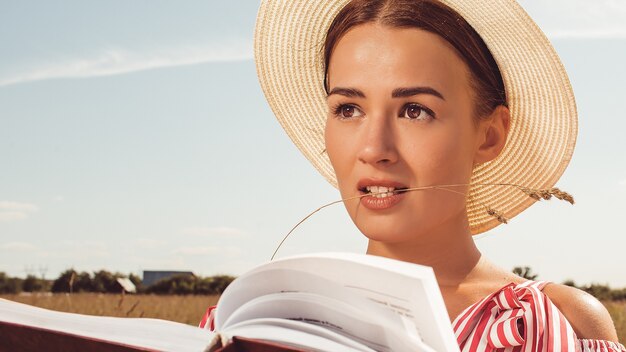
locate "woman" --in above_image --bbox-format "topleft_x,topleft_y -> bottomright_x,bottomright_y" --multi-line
203,0 -> 624,350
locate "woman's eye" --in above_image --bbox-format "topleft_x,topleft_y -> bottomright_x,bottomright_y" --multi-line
401,103 -> 434,121
333,104 -> 363,119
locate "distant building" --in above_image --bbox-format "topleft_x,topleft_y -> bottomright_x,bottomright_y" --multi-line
116,278 -> 137,293
142,270 -> 194,287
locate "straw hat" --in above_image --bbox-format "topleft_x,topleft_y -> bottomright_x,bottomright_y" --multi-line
254,0 -> 577,235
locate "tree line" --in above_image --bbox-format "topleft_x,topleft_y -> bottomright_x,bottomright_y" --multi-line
0,270 -> 235,295
1,267 -> 624,300
512,266 -> 626,301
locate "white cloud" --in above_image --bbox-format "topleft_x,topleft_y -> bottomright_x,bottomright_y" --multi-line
131,238 -> 168,249
181,226 -> 246,237
0,201 -> 38,222
0,39 -> 253,87
173,246 -> 242,257
173,246 -> 221,256
548,29 -> 626,39
518,0 -> 626,39
0,201 -> 39,212
0,242 -> 38,252
0,212 -> 28,222
60,240 -> 110,259
619,179 -> 626,190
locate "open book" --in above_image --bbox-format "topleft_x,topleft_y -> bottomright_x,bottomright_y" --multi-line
0,252 -> 459,352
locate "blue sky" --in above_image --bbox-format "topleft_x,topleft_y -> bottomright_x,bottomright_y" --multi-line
1,1 -> 625,287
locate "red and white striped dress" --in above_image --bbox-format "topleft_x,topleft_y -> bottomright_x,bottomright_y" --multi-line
200,280 -> 625,351
453,281 -> 625,351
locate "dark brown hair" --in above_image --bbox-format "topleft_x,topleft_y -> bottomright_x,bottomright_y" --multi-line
323,0 -> 507,119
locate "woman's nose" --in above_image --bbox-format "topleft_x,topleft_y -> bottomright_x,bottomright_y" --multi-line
356,116 -> 399,166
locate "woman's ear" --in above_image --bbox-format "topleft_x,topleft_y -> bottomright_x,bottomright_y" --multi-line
473,105 -> 511,165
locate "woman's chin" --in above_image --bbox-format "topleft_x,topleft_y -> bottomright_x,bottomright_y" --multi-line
355,221 -> 427,245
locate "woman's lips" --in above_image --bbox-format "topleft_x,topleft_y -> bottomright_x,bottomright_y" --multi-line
360,191 -> 406,210
361,193 -> 405,210
357,179 -> 409,210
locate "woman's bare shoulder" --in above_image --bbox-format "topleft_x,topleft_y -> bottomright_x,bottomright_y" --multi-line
542,282 -> 619,342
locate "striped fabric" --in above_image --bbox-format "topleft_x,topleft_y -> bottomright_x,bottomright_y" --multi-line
200,280 -> 625,351
453,281 -> 626,352
199,304 -> 216,332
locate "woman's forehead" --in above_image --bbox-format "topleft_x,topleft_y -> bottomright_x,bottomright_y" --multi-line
326,23 -> 471,96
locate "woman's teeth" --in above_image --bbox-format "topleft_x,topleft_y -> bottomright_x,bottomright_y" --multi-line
365,186 -> 396,198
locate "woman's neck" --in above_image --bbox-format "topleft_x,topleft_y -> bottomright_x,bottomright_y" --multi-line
365,210 -> 481,287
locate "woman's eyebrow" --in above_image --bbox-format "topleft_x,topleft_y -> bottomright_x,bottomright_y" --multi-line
326,87 -> 365,98
326,86 -> 445,100
392,87 -> 445,100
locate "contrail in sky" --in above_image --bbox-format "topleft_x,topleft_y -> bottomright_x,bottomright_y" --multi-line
0,41 -> 252,87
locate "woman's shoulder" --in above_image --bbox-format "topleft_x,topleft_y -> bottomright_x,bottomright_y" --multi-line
542,282 -> 619,342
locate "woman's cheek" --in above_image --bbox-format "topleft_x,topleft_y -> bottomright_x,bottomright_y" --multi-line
325,122 -> 353,194
431,126 -> 473,179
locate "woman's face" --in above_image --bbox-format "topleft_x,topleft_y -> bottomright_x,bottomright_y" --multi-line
325,23 -> 485,244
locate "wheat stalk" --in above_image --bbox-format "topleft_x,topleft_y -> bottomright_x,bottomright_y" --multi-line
518,186 -> 575,204
270,183 -> 574,260
486,207 -> 508,224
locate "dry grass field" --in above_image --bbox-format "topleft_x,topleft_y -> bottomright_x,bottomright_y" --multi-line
2,294 -> 625,342
2,293 -> 219,326
605,301 -> 626,343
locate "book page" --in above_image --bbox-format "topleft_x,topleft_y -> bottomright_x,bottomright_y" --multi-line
0,299 -> 214,352
222,318 -> 377,352
221,290 -> 429,352
217,252 -> 459,352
